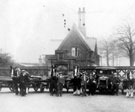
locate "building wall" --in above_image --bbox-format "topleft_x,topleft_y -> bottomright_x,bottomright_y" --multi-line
58,30 -> 92,61
46,28 -> 100,69
56,30 -> 97,69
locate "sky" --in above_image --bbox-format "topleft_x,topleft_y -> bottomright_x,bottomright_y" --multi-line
0,0 -> 135,63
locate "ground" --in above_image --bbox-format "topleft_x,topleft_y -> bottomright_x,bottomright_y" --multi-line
0,88 -> 135,112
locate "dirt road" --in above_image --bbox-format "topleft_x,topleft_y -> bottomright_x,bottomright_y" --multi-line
0,89 -> 134,112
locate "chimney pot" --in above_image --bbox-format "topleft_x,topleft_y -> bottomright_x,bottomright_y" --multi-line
83,7 -> 85,12
78,8 -> 81,13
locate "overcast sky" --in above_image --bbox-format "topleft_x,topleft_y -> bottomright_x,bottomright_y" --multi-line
0,0 -> 135,63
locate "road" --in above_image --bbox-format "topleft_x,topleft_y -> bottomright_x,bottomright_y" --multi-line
0,88 -> 134,112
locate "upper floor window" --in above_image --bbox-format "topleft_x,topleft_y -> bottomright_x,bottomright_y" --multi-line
71,47 -> 79,57
58,53 -> 64,60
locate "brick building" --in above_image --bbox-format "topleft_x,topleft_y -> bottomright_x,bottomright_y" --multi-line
45,8 -> 100,71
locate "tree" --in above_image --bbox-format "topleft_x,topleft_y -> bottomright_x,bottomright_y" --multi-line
115,23 -> 135,66
99,39 -> 112,66
99,38 -> 119,66
0,52 -> 14,67
109,39 -> 122,66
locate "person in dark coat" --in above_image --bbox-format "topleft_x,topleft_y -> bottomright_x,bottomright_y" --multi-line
112,75 -> 120,95
49,74 -> 58,96
57,73 -> 65,96
87,75 -> 96,95
73,76 -> 77,93
19,71 -> 26,96
73,75 -> 81,95
49,65 -> 58,96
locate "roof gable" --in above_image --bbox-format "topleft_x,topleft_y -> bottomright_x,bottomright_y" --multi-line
85,37 -> 97,51
58,24 -> 91,50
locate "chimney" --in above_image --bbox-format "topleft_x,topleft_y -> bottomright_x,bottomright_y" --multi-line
83,7 -> 85,13
78,7 -> 86,37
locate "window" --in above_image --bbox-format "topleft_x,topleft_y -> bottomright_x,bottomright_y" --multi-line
59,53 -> 63,59
58,53 -> 64,60
71,47 -> 79,56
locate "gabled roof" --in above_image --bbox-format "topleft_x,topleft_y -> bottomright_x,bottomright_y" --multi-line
85,37 -> 97,51
57,24 -> 92,51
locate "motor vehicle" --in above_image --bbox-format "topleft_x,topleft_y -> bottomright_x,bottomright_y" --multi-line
95,66 -> 119,94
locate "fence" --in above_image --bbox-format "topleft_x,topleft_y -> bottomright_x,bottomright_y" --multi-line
0,66 -> 135,78
0,66 -> 49,77
80,66 -> 135,79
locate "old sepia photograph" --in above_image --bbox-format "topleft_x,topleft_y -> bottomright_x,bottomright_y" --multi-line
0,0 -> 135,112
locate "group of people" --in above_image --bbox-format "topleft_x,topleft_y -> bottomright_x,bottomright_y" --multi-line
10,66 -> 30,96
117,72 -> 135,98
125,72 -> 135,98
49,72 -> 65,96
72,73 -> 97,96
49,66 -> 97,97
49,66 -> 135,98
71,66 -> 97,96
10,65 -> 135,98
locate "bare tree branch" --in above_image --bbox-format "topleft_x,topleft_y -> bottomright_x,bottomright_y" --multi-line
115,23 -> 135,66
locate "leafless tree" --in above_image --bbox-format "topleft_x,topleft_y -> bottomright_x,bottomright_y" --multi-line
0,52 -> 14,67
99,38 -> 120,66
115,23 -> 135,66
99,39 -> 112,66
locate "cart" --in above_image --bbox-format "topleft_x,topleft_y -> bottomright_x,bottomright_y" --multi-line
0,76 -> 14,92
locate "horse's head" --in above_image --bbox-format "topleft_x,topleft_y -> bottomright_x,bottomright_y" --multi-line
14,67 -> 21,77
10,66 -> 14,77
21,70 -> 30,77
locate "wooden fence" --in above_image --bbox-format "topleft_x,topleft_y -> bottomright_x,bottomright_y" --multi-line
80,66 -> 135,79
0,66 -> 135,78
0,66 -> 49,77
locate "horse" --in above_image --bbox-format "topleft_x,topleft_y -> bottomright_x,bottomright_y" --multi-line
19,70 -> 31,96
49,75 -> 58,96
10,66 -> 31,96
10,66 -> 21,95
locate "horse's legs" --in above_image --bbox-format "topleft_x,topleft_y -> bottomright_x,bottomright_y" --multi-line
26,83 -> 30,94
130,89 -> 134,97
26,87 -> 28,94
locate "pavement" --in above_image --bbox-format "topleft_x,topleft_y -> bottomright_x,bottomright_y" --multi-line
0,88 -> 134,112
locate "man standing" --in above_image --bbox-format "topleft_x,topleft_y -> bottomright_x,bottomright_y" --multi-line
73,66 -> 81,95
81,72 -> 87,96
57,73 -> 65,96
49,67 -> 58,96
75,75 -> 81,95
